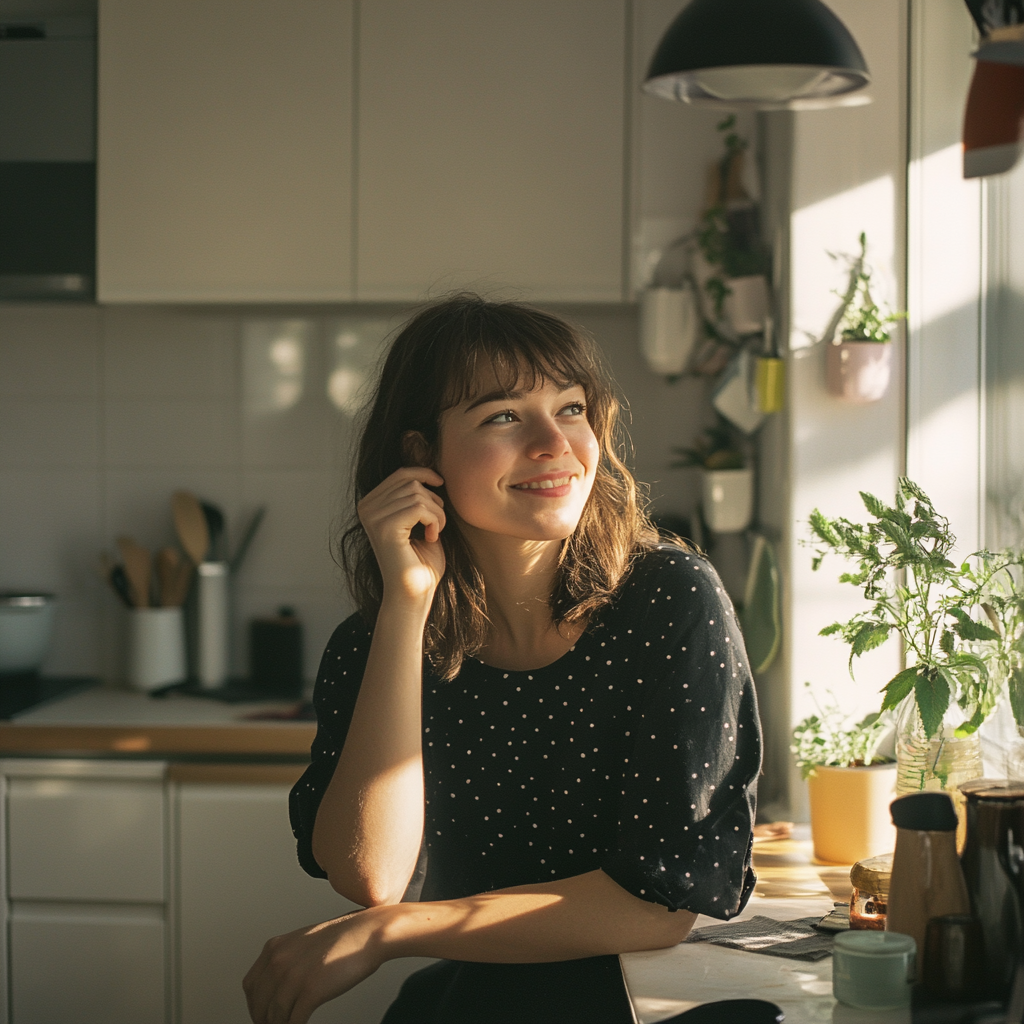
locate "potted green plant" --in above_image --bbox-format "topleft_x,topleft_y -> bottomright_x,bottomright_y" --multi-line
695,116 -> 771,338
807,478 -> 998,827
792,688 -> 895,864
825,232 -> 905,403
673,418 -> 752,533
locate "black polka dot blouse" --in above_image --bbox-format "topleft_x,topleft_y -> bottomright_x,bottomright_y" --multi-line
290,545 -> 761,920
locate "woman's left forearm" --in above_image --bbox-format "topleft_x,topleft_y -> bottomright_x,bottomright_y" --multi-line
368,869 -> 695,963
244,869 -> 694,1023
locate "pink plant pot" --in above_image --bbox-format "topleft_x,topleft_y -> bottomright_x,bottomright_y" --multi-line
826,339 -> 892,403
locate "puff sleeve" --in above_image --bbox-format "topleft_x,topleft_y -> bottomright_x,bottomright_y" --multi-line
600,550 -> 761,920
288,612 -> 372,879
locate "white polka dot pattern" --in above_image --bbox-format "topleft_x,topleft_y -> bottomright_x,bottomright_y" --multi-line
290,546 -> 761,920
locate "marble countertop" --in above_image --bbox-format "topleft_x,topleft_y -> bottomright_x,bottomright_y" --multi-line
620,830 -> 909,1024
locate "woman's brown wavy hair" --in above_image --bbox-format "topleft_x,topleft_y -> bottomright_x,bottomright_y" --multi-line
339,294 -> 660,680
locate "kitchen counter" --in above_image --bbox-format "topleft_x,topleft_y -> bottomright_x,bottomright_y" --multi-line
0,686 -> 316,758
620,830 -> 909,1024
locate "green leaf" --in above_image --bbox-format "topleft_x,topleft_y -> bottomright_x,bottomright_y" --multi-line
954,705 -> 985,737
1009,670 -> 1024,730
940,629 -> 954,656
819,622 -> 844,637
860,491 -> 888,519
948,606 -> 1001,642
851,622 -> 891,659
881,666 -> 920,711
916,669 -> 952,739
808,509 -> 841,547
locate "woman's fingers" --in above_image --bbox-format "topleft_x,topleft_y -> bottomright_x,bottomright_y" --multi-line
369,494 -> 447,537
243,915 -> 380,1024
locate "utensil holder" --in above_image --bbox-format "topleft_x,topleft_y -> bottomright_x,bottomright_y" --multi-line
128,607 -> 186,691
197,561 -> 229,689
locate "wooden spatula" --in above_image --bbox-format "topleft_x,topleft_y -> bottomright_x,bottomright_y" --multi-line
172,490 -> 210,566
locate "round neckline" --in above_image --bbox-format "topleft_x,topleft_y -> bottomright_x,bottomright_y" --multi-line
470,617 -> 604,674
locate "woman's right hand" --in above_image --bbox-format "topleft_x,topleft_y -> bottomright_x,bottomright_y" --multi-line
358,467 -> 446,603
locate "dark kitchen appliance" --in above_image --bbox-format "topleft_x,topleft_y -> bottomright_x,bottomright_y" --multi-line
0,13 -> 96,301
249,608 -> 303,699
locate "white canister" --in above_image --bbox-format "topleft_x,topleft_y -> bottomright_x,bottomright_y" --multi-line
723,274 -> 769,336
833,931 -> 915,1010
197,561 -> 229,689
640,285 -> 698,376
702,467 -> 754,534
128,607 -> 186,691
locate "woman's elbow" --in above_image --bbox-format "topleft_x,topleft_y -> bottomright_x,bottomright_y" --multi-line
327,870 -> 405,909
641,907 -> 697,950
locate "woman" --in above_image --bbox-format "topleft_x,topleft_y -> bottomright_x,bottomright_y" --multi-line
244,296 -> 761,1024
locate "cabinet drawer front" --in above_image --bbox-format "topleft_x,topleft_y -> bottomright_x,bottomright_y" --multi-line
10,911 -> 165,1024
8,777 -> 165,902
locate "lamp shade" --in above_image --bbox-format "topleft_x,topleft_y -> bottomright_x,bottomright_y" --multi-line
643,0 -> 870,109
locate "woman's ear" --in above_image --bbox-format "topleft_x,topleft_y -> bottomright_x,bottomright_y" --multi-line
401,430 -> 433,468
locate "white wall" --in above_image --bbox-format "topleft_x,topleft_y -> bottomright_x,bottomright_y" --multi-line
906,0 -> 983,553
774,0 -> 909,819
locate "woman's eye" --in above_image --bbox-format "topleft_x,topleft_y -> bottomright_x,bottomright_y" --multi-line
486,410 -> 516,424
561,402 -> 586,417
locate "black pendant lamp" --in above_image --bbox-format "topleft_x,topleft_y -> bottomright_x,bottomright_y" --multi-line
643,0 -> 870,110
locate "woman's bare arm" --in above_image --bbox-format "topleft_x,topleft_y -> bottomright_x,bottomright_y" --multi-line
311,466 -> 445,908
244,869 -> 696,1024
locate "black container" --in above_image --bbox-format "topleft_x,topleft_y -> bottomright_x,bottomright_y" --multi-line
249,608 -> 303,698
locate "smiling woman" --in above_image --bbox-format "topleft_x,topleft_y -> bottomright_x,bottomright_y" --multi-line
243,295 -> 762,1024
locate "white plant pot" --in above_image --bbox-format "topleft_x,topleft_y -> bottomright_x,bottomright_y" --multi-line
826,339 -> 892,403
808,763 -> 898,864
640,285 -> 699,376
724,274 -> 769,335
702,467 -> 754,534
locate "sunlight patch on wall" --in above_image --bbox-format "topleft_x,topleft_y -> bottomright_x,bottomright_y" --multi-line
790,173 -> 896,352
242,319 -> 312,416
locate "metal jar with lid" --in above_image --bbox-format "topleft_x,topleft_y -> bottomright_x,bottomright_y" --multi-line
850,853 -> 892,930
959,779 -> 1024,1000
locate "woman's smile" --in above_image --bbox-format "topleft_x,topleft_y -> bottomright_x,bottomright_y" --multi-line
510,471 -> 575,495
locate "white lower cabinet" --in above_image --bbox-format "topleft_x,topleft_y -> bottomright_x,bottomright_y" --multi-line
0,761 -> 433,1024
176,779 -> 435,1024
10,907 -> 165,1024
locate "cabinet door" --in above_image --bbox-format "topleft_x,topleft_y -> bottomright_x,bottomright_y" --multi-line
8,776 -> 164,903
357,0 -> 627,302
97,0 -> 354,302
177,782 -> 435,1024
10,907 -> 165,1024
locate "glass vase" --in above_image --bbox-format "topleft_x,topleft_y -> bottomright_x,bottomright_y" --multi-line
895,697 -> 983,850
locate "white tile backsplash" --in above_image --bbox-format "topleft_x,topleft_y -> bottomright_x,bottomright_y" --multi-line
0,398 -> 100,469
0,301 -> 708,684
0,305 -> 101,398
105,397 -> 241,468
102,307 -> 237,399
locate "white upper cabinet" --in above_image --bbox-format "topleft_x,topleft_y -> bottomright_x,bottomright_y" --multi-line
97,1 -> 355,302
97,1 -> 628,304
356,0 -> 628,302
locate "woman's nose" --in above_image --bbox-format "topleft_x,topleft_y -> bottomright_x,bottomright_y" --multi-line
525,418 -> 570,460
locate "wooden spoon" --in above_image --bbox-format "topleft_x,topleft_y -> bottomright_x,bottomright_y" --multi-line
172,490 -> 210,566
117,535 -> 152,608
156,547 -> 188,607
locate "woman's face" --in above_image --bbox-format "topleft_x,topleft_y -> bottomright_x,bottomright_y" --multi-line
434,372 -> 600,544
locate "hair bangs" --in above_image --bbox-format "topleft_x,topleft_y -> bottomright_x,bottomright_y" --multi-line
434,307 -> 596,415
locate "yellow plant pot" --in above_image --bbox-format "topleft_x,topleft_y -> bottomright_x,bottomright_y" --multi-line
808,763 -> 898,864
